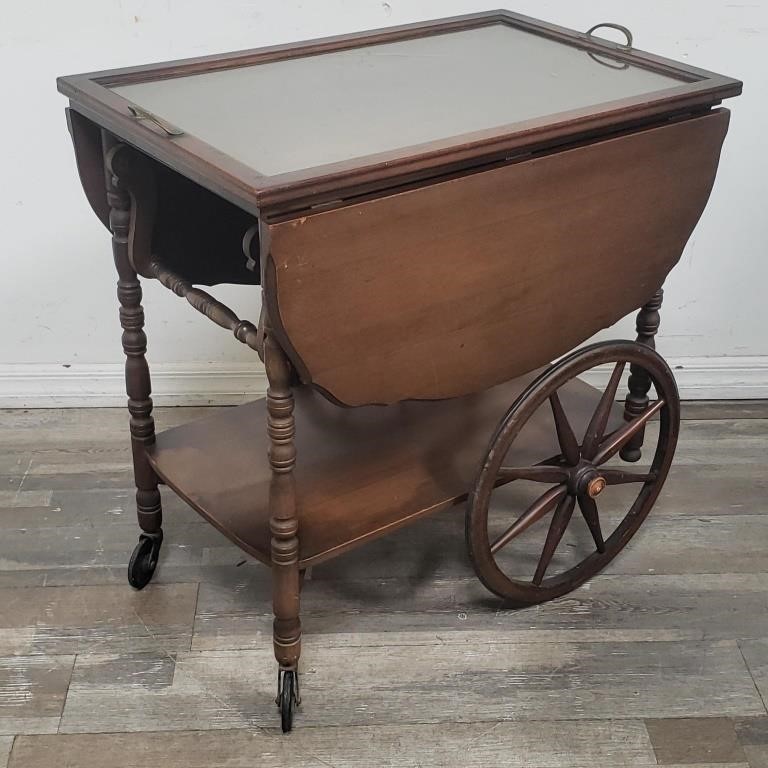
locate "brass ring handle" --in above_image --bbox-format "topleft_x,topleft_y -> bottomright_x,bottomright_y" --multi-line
586,22 -> 634,49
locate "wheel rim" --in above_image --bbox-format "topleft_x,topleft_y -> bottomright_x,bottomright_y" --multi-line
127,537 -> 153,589
280,671 -> 295,732
466,341 -> 680,605
127,531 -> 163,590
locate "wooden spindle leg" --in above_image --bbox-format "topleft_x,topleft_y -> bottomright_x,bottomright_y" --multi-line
620,289 -> 664,463
105,141 -> 163,588
264,324 -> 301,726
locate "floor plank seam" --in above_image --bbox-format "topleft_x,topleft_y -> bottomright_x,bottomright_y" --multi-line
30,713 -> 766,740
3,408 -> 767,749
122,604 -> 277,739
128,605 -> 184,667
4,735 -> 15,768
11,457 -> 33,506
737,639 -> 768,716
189,582 -> 201,653
56,655 -> 78,736
189,635 -> 729,652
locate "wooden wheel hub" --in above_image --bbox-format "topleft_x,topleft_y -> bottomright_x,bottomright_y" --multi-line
565,464 -> 607,499
585,473 -> 606,499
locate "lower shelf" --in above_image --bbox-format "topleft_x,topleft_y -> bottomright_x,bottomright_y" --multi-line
147,373 -> 609,567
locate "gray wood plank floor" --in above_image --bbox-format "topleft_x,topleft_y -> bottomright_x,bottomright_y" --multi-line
0,405 -> 766,767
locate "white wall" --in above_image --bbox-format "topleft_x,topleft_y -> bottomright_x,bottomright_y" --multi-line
1,0 -> 766,406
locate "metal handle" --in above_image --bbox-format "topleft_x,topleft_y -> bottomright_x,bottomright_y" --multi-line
586,22 -> 634,49
127,105 -> 184,137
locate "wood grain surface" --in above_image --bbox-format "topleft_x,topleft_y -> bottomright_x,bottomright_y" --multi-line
9,720 -> 659,767
59,12 -> 741,214
146,373 -> 613,566
0,584 -> 197,656
646,718 -> 748,764
267,111 -> 729,405
54,640 -> 761,733
0,737 -> 11,768
0,405 -> 766,766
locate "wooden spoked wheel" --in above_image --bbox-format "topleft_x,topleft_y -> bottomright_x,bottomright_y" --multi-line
466,341 -> 680,606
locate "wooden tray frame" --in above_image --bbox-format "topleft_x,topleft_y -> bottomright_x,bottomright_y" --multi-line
57,10 -> 742,216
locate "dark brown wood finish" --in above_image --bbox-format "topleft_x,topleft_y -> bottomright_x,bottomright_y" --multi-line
103,139 -> 163,539
58,11 -> 741,730
265,110 -> 729,406
66,109 -> 110,229
466,341 -> 680,606
146,372 -> 611,568
149,261 -> 262,353
57,11 -> 742,216
621,290 -> 665,462
72,128 -> 261,287
263,319 -> 302,673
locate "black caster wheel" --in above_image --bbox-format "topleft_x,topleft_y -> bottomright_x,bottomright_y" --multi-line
127,530 -> 163,590
277,668 -> 300,733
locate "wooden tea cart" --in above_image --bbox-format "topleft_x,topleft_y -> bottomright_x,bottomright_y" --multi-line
57,11 -> 741,731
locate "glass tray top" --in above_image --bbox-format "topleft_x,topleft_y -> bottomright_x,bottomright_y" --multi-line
112,24 -> 687,177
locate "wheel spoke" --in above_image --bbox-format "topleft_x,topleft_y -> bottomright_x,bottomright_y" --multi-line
577,494 -> 605,553
582,362 -> 626,460
538,453 -> 569,468
490,485 -> 566,555
549,392 -> 580,466
533,494 -> 576,585
600,468 -> 657,486
593,399 -> 665,465
497,466 -> 569,484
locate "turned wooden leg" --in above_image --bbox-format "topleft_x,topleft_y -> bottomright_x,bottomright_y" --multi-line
105,140 -> 163,588
264,325 -> 301,729
620,289 -> 664,463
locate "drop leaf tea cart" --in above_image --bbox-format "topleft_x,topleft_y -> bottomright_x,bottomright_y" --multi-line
57,11 -> 741,731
